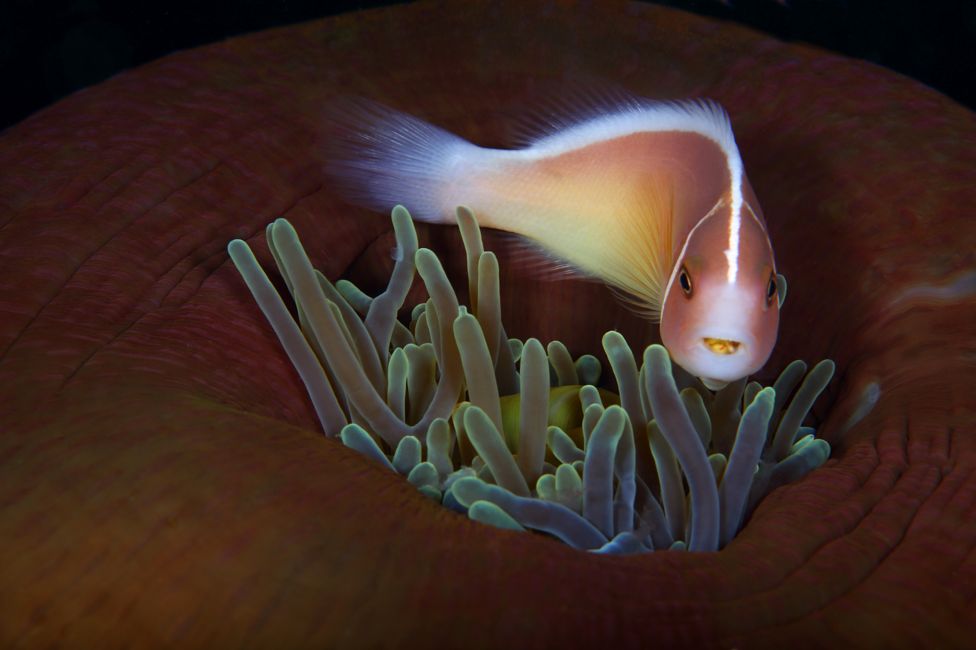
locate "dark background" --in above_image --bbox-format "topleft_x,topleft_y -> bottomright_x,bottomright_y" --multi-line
2,0 -> 974,133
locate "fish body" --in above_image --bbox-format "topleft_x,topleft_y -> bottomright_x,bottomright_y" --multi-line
327,98 -> 780,387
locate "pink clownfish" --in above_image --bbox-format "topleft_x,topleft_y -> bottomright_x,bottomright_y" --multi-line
326,96 -> 781,388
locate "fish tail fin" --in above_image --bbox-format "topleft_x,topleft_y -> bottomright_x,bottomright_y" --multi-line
323,99 -> 481,223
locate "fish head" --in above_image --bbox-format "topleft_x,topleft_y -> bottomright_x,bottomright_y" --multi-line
659,201 -> 779,389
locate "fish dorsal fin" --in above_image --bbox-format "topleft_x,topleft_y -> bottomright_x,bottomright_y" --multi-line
505,80 -> 736,161
505,79 -> 649,148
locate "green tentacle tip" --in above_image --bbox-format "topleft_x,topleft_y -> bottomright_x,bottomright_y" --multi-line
468,500 -> 526,532
575,354 -> 602,386
407,462 -> 439,489
393,436 -> 421,475
230,208 -> 836,556
339,424 -> 395,472
390,204 -> 419,251
536,473 -> 557,502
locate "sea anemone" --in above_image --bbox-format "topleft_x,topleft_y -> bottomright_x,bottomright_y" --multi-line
228,205 -> 834,554
3,2 -> 975,647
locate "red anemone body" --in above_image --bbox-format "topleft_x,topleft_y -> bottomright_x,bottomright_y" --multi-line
1,2 -> 975,647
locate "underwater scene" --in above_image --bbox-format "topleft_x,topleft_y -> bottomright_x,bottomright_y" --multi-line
1,1 -> 974,648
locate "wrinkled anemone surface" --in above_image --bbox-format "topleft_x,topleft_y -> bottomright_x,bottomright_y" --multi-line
2,1 -> 976,647
229,206 -> 833,553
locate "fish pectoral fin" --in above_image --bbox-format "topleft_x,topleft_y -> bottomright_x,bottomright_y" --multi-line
776,273 -> 787,308
490,232 -> 591,283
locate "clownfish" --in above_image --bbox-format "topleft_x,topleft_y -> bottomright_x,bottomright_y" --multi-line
326,96 -> 780,389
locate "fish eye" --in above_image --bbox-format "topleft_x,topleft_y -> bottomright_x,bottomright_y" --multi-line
766,273 -> 777,304
678,266 -> 693,297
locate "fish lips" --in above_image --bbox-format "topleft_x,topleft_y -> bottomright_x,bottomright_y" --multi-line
673,327 -> 772,387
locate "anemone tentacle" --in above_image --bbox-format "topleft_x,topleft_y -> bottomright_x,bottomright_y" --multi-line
229,207 -> 834,552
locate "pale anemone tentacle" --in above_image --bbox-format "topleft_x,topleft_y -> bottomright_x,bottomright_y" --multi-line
718,387 -> 775,546
769,360 -> 808,429
547,340 -> 579,387
548,426 -> 586,464
426,418 -> 455,477
594,532 -> 649,555
454,310 -> 505,436
457,205 -> 520,395
336,278 -> 415,349
313,269 -> 386,393
386,347 -> 408,420
463,406 -> 531,497
400,250 -> 470,434
456,206 -> 485,318
268,222 -> 386,395
228,206 -> 836,554
468,500 -> 527,532
339,424 -> 396,470
271,220 -> 433,445
612,415 -> 637,535
769,360 -> 836,461
647,420 -> 686,543
476,253 -> 503,367
535,474 -> 556,501
579,384 -> 604,411
404,343 -> 436,424
406,462 -> 439,492
517,338 -> 550,485
554,464 -> 584,512
743,381 -> 762,410
575,354 -> 602,385
581,405 -> 627,538
392,435 -> 422,475
765,436 -> 832,495
681,388 -> 712,449
227,239 -> 348,437
643,345 -> 720,552
452,477 -> 608,549
601,331 -> 644,428
335,278 -> 372,314
581,403 -> 604,447
364,204 -> 418,364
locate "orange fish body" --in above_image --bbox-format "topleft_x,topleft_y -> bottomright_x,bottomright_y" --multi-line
328,98 -> 780,387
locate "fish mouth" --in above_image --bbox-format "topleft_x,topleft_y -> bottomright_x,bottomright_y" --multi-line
702,337 -> 742,355
669,332 -> 758,387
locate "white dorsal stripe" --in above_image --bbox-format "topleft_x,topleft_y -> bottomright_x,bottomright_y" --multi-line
727,174 -> 744,283
515,99 -> 738,160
